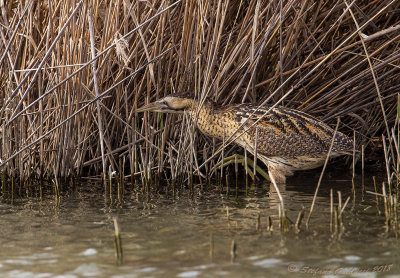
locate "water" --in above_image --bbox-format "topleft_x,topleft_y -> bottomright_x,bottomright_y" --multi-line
0,171 -> 399,277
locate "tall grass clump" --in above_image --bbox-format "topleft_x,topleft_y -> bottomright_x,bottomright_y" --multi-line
0,0 -> 399,185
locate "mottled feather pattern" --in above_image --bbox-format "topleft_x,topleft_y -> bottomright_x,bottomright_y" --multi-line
187,101 -> 353,172
139,93 -> 353,182
176,97 -> 353,182
230,104 -> 352,157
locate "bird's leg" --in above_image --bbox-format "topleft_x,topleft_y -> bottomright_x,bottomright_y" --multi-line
268,167 -> 289,232
214,154 -> 270,181
267,166 -> 287,184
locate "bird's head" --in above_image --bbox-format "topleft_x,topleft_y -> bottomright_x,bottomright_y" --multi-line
136,92 -> 202,114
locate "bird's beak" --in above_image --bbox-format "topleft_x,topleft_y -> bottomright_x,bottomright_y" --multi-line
135,101 -> 184,114
136,102 -> 163,113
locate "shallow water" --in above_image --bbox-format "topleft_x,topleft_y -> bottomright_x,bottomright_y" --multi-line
0,171 -> 399,278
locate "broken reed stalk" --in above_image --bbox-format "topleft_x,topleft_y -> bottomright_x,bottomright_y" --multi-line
329,190 -> 351,235
109,166 -> 113,203
209,233 -> 214,261
380,180 -> 399,232
266,215 -> 273,232
278,204 -> 289,233
113,217 -> 123,265
295,208 -> 304,233
230,239 -> 236,263
382,182 -> 390,230
53,177 -> 60,200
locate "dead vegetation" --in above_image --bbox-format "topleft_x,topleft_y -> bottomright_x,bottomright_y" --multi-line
0,0 -> 399,182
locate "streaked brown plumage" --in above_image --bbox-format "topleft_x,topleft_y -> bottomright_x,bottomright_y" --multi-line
137,92 -> 353,183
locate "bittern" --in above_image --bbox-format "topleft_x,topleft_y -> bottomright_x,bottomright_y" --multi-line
136,92 -> 353,183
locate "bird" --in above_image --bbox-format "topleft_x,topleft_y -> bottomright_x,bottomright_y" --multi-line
136,92 -> 353,184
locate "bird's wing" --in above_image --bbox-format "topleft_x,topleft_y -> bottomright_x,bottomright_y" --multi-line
233,105 -> 343,157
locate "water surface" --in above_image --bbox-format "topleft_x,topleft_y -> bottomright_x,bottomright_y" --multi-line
0,171 -> 399,277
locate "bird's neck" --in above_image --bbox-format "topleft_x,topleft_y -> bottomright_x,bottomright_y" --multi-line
186,99 -> 215,113
186,100 -> 228,139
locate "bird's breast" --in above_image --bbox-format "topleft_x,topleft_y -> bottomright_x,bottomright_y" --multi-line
191,109 -> 242,141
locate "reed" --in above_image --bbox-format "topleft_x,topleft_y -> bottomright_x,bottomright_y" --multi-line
53,177 -> 60,201
295,208 -> 304,233
230,239 -> 237,263
209,233 -> 214,261
376,94 -> 400,232
113,217 -> 123,265
266,215 -> 273,232
0,0 -> 398,185
306,118 -> 341,226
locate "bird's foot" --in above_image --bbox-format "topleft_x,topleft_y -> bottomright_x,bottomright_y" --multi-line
214,154 -> 270,181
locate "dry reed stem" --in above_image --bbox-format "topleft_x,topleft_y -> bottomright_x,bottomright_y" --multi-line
88,10 -> 107,181
306,117 -> 341,226
0,0 -> 399,182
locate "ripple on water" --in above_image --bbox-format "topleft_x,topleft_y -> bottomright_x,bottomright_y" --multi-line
328,267 -> 377,278
80,248 -> 98,256
136,267 -> 156,273
0,175 -> 397,278
324,258 -> 344,263
73,263 -> 101,277
253,258 -> 282,268
344,255 -> 361,262
177,270 -> 201,277
5,270 -> 52,278
4,259 -> 33,266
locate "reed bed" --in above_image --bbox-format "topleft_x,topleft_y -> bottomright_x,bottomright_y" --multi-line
0,0 -> 399,184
